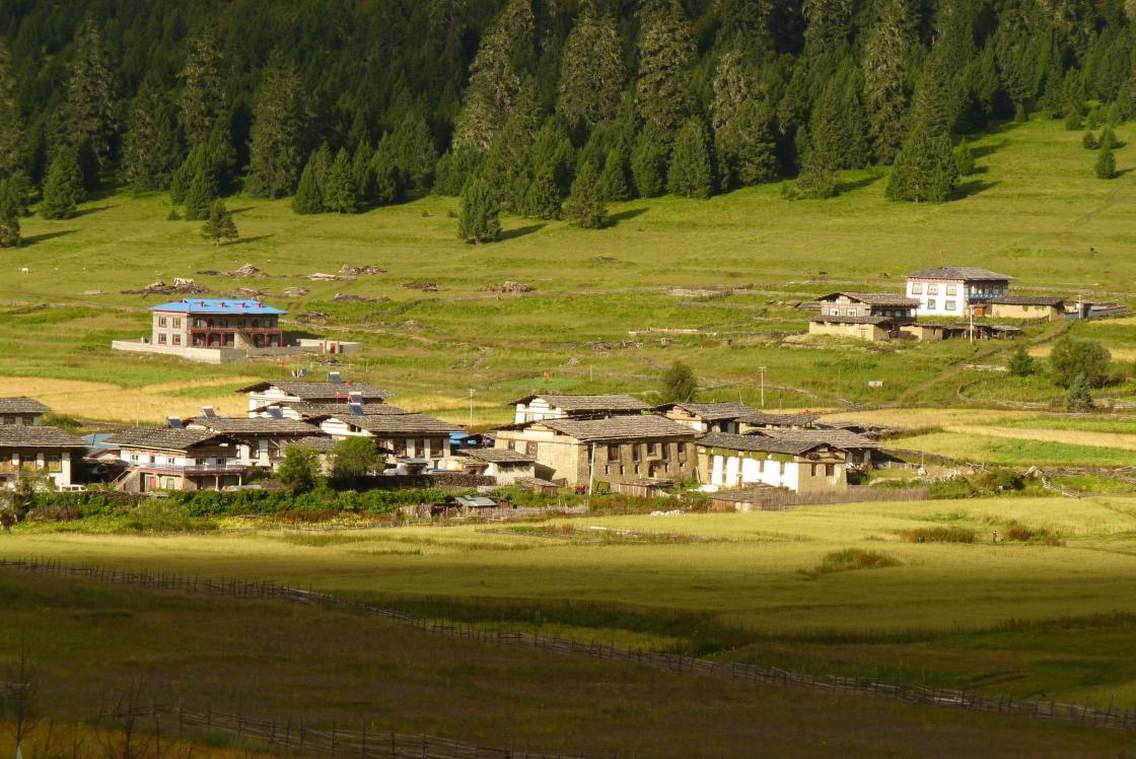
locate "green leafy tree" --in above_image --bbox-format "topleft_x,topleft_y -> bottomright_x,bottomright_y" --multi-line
201,199 -> 238,245
278,445 -> 321,492
1082,131 -> 1099,149
323,148 -> 358,213
183,163 -> 216,221
178,33 -> 225,149
886,120 -> 959,203
1050,337 -> 1111,387
1095,146 -> 1117,179
246,52 -> 304,198
636,0 -> 696,135
558,7 -> 625,130
862,0 -> 917,163
564,162 -> 607,228
1064,373 -> 1094,411
121,75 -> 180,192
66,19 -> 117,179
660,361 -> 697,403
332,436 -> 381,480
712,50 -> 777,189
1008,344 -> 1037,377
458,175 -> 501,243
40,147 -> 84,219
667,118 -> 713,198
632,122 -> 670,198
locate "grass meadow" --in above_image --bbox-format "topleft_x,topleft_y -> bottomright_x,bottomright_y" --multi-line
2,117 -> 1136,422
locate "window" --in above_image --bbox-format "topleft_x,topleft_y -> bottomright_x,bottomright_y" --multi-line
910,283 -> 922,295
647,442 -> 658,457
525,441 -> 538,457
172,334 -> 182,346
825,464 -> 835,477
631,445 -> 641,462
172,318 -> 182,328
157,333 -> 167,344
945,300 -> 957,312
607,444 -> 620,462
660,443 -> 671,460
927,284 -> 939,295
506,440 -> 515,451
677,442 -> 687,459
926,300 -> 937,311
158,316 -> 168,327
946,285 -> 958,296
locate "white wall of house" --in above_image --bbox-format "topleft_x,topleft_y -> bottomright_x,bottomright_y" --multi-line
709,452 -> 801,491
907,278 -> 1009,317
514,398 -> 566,425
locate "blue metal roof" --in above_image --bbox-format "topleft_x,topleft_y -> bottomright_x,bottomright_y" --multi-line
149,299 -> 287,315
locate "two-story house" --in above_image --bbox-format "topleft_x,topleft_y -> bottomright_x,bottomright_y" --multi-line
697,432 -> 847,494
317,412 -> 460,471
809,292 -> 920,342
184,416 -> 326,470
0,425 -> 87,490
511,394 -> 648,424
241,376 -> 390,415
656,402 -> 756,434
107,427 -> 247,492
905,267 -> 1011,318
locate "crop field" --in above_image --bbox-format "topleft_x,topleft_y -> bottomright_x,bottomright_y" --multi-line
2,117 -> 1136,422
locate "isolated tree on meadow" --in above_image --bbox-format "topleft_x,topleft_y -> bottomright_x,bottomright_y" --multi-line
1008,344 -> 1037,377
40,147 -> 84,219
660,361 -> 697,403
564,162 -> 607,229
1099,126 -> 1118,150
201,199 -> 238,245
1082,131 -> 1099,149
1096,146 -> 1117,179
1050,337 -> 1111,387
667,118 -> 713,198
458,175 -> 501,243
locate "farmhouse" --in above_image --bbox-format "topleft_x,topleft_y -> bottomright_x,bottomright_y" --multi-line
241,375 -> 390,414
808,292 -> 919,342
493,415 -> 697,489
738,412 -> 820,433
184,416 -> 325,469
751,428 -> 881,466
317,412 -> 460,470
988,296 -> 1066,321
459,447 -> 536,484
697,432 -> 847,494
106,427 -> 247,492
905,267 -> 1011,318
0,397 -> 50,426
511,394 -> 648,424
0,424 -> 87,490
657,402 -> 755,434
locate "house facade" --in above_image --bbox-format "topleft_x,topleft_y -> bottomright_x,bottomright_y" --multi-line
988,296 -> 1066,322
0,397 -> 50,426
511,394 -> 648,424
698,433 -> 846,493
107,428 -> 247,492
184,417 -> 325,469
749,428 -> 881,466
493,415 -> 698,489
809,292 -> 919,342
905,267 -> 1011,318
460,448 -> 536,484
241,377 -> 390,415
657,402 -> 755,434
318,412 -> 459,470
0,425 -> 87,490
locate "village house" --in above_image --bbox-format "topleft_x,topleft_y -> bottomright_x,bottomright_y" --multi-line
492,415 -> 698,490
748,428 -> 881,466
809,292 -> 920,342
459,448 -> 536,485
697,432 -> 847,494
0,425 -> 87,490
656,402 -> 755,434
988,296 -> 1067,322
905,267 -> 1011,318
241,375 -> 390,415
738,412 -> 820,434
284,436 -> 338,474
0,397 -> 50,426
317,411 -> 460,471
511,394 -> 648,424
106,427 -> 248,492
183,416 -> 326,469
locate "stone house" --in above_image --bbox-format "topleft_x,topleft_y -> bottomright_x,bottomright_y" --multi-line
697,432 -> 847,494
0,425 -> 87,490
184,417 -> 326,469
459,448 -> 536,485
656,402 -> 756,434
905,267 -> 1011,318
493,415 -> 698,489
511,394 -> 648,424
317,412 -> 460,470
0,397 -> 50,426
106,428 -> 248,492
988,296 -> 1066,322
809,292 -> 920,342
748,428 -> 881,466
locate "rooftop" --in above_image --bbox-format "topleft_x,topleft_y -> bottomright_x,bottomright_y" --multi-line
150,299 -> 287,315
463,448 -> 534,464
239,380 -> 390,401
285,436 -> 338,453
698,432 -> 829,456
739,412 -> 820,428
188,417 -> 322,435
0,397 -> 50,415
657,402 -> 756,420
818,292 -> 920,308
512,394 -> 648,413
907,267 -> 1011,282
0,425 -> 86,448
107,427 -> 229,451
337,413 -> 462,435
755,428 -> 880,450
810,315 -> 900,325
540,416 -> 697,442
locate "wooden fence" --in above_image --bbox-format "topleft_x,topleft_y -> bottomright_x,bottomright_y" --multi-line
6,557 -> 1136,734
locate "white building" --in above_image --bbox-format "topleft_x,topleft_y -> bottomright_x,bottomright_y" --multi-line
696,433 -> 847,494
905,267 -> 1011,318
510,394 -> 648,425
0,425 -> 86,490
240,376 -> 390,415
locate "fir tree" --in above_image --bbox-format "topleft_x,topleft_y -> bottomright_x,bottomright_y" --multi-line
458,175 -> 502,243
372,133 -> 405,206
636,0 -> 696,135
40,147 -> 84,220
1064,373 -> 1094,411
66,19 -> 117,178
1008,344 -> 1037,377
529,116 -> 576,196
599,144 -> 632,201
0,41 -> 25,179
660,361 -> 697,403
564,162 -> 607,229
0,173 -> 28,218
391,112 -> 437,193
523,166 -> 562,220
810,61 -> 871,171
667,117 -> 714,198
1099,126 -> 1118,150
994,2 -> 1047,118
712,50 -> 777,189
201,199 -> 238,245
479,83 -> 542,213
783,140 -> 838,200
1095,146 -> 1117,179
434,148 -> 485,196
0,182 -> 20,248
169,145 -> 212,206
632,122 -> 670,198
886,119 -> 959,202
293,152 -> 326,214
558,8 -> 625,130
121,75 -> 180,192
246,52 -> 304,198
1065,110 -> 1084,131
183,163 -> 216,221
352,141 -> 376,206
1082,131 -> 1099,149
324,148 -> 358,213
912,52 -> 956,139
862,0 -> 917,163
718,0 -> 774,50
178,33 -> 225,149
954,138 -> 976,175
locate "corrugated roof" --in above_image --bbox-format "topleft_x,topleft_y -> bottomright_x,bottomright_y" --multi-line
818,292 -> 920,307
0,397 -> 50,414
540,416 -> 697,442
188,418 -> 322,435
698,432 -> 828,456
150,299 -> 287,315
511,394 -> 648,412
907,267 -> 1011,281
0,425 -> 86,448
239,381 -> 390,400
658,402 -> 755,420
464,448 -> 534,464
107,427 -> 229,451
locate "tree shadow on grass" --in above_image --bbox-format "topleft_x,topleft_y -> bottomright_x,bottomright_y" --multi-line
74,205 -> 112,217
608,207 -> 649,225
498,223 -> 546,241
954,179 -> 1000,199
228,206 -> 256,215
22,229 -> 76,245
838,174 -> 883,193
226,234 -> 274,246
970,140 -> 1008,159
1114,168 -> 1135,178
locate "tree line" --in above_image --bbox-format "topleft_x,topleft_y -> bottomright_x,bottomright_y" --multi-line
3,0 -> 1136,244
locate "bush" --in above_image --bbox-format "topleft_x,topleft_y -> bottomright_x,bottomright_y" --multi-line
1007,345 -> 1037,377
1050,337 -> 1111,387
803,548 -> 901,579
1095,146 -> 1117,179
977,468 -> 1025,492
898,526 -> 976,543
1082,131 -> 1099,149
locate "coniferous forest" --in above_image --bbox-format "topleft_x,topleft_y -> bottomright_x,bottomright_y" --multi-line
2,0 -> 1136,229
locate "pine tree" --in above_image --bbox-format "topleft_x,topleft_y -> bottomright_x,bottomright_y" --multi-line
479,83 -> 542,213
201,199 -> 238,245
66,19 -> 117,178
1008,344 -> 1037,376
599,144 -> 632,201
718,0 -> 774,50
558,8 -> 625,130
391,112 -> 437,193
183,163 -> 216,221
862,0 -> 916,163
1064,373 -> 1094,411
352,141 -> 376,206
564,162 -> 608,228
636,0 -> 696,135
293,152 -> 326,214
1099,126 -> 1118,150
1082,131 -> 1099,149
435,148 -> 485,196
712,50 -> 777,189
324,148 -> 358,213
246,52 -> 304,198
886,119 -> 959,202
179,33 -> 225,149
783,138 -> 838,200
1095,146 -> 1117,179
458,175 -> 501,243
994,2 -> 1047,118
0,181 -> 20,248
372,133 -> 404,206
529,116 -> 576,196
632,122 -> 670,198
523,166 -> 562,220
810,62 -> 871,171
667,118 -> 714,198
40,147 -> 84,220
121,75 -> 180,192
0,41 -> 25,179
954,138 -> 976,175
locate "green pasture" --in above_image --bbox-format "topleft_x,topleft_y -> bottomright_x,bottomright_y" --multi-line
892,431 -> 1136,466
1,117 -> 1135,417
10,496 -> 1136,711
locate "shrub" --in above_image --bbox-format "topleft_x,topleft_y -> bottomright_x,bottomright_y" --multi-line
1008,345 -> 1037,377
898,526 -> 975,543
802,548 -> 901,579
1082,131 -> 1099,149
1095,146 -> 1117,179
1049,336 -> 1111,387
977,468 -> 1025,492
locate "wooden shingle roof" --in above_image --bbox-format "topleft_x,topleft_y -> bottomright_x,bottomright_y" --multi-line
698,432 -> 828,456
107,427 -> 229,451
0,397 -> 50,414
908,267 -> 1011,282
755,428 -> 880,450
340,413 -> 461,436
239,381 -> 390,401
739,412 -> 819,428
0,425 -> 86,448
188,417 -> 322,436
512,394 -> 648,413
463,448 -> 534,464
540,416 -> 697,442
818,292 -> 920,308
657,402 -> 755,420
